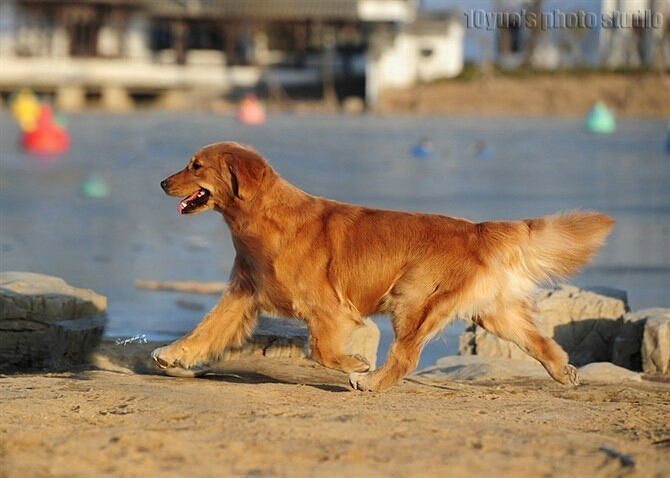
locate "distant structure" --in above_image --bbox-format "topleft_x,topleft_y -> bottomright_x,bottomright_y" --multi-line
0,0 -> 464,110
487,0 -> 669,70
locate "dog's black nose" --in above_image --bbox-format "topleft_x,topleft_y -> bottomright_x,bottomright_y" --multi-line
160,179 -> 168,191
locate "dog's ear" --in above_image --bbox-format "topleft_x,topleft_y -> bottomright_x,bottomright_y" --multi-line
226,150 -> 266,201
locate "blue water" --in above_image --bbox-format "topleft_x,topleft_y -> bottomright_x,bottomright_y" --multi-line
1,111 -> 668,368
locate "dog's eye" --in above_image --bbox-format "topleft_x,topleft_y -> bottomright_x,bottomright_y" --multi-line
192,161 -> 202,171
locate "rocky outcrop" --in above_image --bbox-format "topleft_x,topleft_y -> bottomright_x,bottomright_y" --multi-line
641,311 -> 670,374
458,285 -> 629,366
612,308 -> 668,372
0,272 -> 107,371
457,285 -> 670,377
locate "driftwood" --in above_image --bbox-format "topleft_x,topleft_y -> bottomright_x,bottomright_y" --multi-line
135,280 -> 227,295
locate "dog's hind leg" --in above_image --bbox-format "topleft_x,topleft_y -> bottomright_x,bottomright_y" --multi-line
349,296 -> 456,392
477,299 -> 579,385
308,310 -> 372,373
151,284 -> 257,370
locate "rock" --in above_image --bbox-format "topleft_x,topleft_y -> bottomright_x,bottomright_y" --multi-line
577,362 -> 642,383
414,355 -> 548,382
415,357 -> 643,384
96,316 -> 380,374
641,310 -> 670,375
225,316 -> 310,361
219,316 -> 379,369
0,272 -> 107,371
612,308 -> 667,371
458,285 -> 628,366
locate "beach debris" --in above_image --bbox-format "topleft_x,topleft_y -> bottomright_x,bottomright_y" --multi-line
135,279 -> 228,294
585,101 -> 616,133
0,272 -> 107,372
80,173 -> 110,198
187,235 -> 211,251
237,94 -> 266,125
469,140 -> 494,159
21,103 -> 71,155
598,446 -> 635,467
411,138 -> 434,158
176,299 -> 207,311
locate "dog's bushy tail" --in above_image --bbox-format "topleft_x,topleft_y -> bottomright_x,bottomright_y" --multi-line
484,210 -> 615,290
523,211 -> 615,282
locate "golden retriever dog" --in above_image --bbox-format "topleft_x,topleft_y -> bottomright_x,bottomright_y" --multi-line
152,142 -> 615,391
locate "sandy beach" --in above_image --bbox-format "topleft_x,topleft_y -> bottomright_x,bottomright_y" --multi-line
1,342 -> 669,478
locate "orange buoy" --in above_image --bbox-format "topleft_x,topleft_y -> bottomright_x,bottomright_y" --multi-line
237,94 -> 266,125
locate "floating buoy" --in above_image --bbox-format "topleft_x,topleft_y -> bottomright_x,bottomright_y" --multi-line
237,94 -> 266,125
10,88 -> 41,132
469,140 -> 494,159
665,123 -> 670,154
22,105 -> 71,155
411,138 -> 434,158
585,102 -> 616,134
80,174 -> 109,198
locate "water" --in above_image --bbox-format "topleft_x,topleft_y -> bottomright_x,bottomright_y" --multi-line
1,111 -> 668,368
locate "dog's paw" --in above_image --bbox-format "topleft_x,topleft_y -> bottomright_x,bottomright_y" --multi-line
151,346 -> 173,369
349,372 -> 376,392
565,364 -> 580,386
151,345 -> 210,377
151,344 -> 195,369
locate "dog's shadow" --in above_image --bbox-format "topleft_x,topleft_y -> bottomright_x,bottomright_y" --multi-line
200,370 -> 351,393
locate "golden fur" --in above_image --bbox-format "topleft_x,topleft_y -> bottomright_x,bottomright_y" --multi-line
152,142 -> 615,391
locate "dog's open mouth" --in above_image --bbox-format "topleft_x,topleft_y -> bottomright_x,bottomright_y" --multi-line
179,188 -> 210,214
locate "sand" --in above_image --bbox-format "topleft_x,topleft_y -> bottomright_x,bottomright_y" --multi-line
377,72 -> 670,118
1,344 -> 669,478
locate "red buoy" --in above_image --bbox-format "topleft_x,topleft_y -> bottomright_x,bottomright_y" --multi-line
22,105 -> 71,155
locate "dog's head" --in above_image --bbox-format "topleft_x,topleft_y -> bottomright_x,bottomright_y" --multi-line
161,142 -> 268,215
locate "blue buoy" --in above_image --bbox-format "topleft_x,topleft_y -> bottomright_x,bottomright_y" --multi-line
585,102 -> 616,133
411,138 -> 434,158
470,140 -> 494,160
665,123 -> 670,154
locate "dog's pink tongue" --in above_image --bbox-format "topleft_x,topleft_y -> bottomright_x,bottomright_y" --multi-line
179,190 -> 201,214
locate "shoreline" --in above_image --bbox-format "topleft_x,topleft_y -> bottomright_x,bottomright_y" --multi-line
7,72 -> 668,119
375,72 -> 670,119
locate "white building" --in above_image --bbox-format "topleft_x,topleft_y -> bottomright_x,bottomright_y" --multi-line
0,0 -> 464,110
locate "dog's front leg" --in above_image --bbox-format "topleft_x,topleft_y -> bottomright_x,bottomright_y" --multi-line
151,285 -> 257,370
